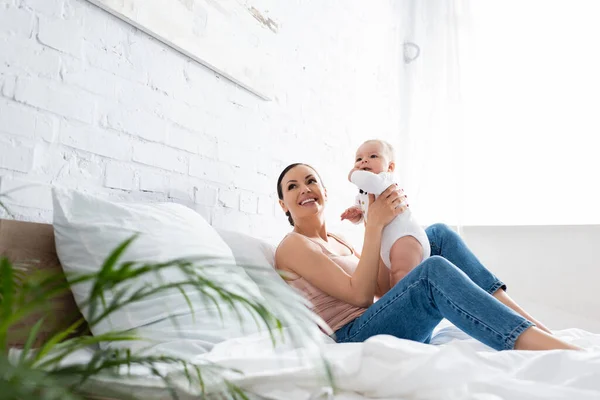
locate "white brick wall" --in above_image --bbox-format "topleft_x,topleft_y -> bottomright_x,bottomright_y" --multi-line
0,0 -> 402,242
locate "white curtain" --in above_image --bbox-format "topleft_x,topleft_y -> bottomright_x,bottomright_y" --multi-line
400,0 -> 600,227
398,1 -> 470,231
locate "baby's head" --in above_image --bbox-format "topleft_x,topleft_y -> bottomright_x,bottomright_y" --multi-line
354,139 -> 396,174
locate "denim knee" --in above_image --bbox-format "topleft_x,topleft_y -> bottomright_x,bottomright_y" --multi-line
419,255 -> 460,281
426,223 -> 453,238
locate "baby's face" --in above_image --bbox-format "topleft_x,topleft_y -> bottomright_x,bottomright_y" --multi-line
354,142 -> 391,174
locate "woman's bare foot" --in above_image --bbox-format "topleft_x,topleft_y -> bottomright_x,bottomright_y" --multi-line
493,289 -> 553,334
514,326 -> 581,351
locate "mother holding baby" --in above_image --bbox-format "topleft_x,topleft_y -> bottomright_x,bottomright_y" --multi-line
275,139 -> 579,351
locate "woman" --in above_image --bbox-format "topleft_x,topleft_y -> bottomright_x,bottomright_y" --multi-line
275,163 -> 580,351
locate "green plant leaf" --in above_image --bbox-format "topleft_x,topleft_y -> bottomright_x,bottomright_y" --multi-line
35,332 -> 142,370
88,235 -> 138,322
33,318 -> 85,365
0,233 -> 334,399
0,257 -> 15,350
19,317 -> 46,365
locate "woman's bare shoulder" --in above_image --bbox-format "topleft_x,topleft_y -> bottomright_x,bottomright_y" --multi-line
275,233 -> 320,269
276,233 -> 317,256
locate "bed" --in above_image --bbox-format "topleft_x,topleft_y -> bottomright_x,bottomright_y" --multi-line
11,322 -> 600,399
3,200 -> 600,400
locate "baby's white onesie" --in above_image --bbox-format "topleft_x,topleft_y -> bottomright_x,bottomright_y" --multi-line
350,170 -> 431,268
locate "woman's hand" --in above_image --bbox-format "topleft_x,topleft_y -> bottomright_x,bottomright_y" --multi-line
366,185 -> 407,229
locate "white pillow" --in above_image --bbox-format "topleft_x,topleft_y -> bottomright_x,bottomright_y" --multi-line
52,188 -> 265,356
216,229 -> 278,274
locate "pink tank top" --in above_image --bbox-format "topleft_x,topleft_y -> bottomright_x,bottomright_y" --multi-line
278,232 -> 367,332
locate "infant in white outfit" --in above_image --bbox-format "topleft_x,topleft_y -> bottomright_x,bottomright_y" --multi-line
341,139 -> 430,286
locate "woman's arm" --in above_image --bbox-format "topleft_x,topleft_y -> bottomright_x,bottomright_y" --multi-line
352,250 -> 390,298
276,227 -> 381,307
276,185 -> 404,308
376,258 -> 391,297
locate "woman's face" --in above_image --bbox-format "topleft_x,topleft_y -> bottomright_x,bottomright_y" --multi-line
279,164 -> 327,222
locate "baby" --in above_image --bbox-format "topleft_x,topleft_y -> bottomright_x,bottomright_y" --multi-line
341,139 -> 430,286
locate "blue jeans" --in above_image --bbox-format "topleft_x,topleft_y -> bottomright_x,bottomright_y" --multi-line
334,223 -> 534,350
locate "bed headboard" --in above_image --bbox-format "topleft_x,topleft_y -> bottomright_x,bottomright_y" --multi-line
0,219 -> 87,348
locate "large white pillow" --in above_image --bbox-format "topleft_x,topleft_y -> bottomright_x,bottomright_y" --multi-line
52,188 -> 265,356
216,229 -> 278,275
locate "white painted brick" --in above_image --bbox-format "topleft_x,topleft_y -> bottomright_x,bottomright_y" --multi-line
166,124 -> 217,156
183,61 -> 236,106
193,184 -> 218,207
82,4 -> 136,51
168,177 -> 194,202
139,170 -> 168,193
176,87 -> 207,110
36,113 -> 58,142
0,36 -> 61,78
60,121 -> 132,160
108,188 -> 166,204
198,112 -> 222,139
218,188 -> 238,209
28,145 -> 71,179
165,102 -> 218,133
38,16 -> 83,57
211,109 -> 247,143
104,161 -> 134,191
15,76 -> 96,123
61,0 -> 91,21
249,214 -> 284,240
116,79 -> 171,117
165,124 -> 197,153
0,99 -> 35,138
164,102 -> 206,133
273,197 -> 282,217
0,98 -> 56,140
217,141 -> 256,169
133,141 -> 187,173
21,0 -> 63,17
0,203 -> 53,223
0,5 -> 34,37
189,156 -> 235,185
137,43 -> 188,98
1,73 -> 17,98
258,194 -> 274,215
212,207 -> 251,235
60,60 -> 120,98
240,191 -> 258,214
106,108 -> 167,142
193,204 -> 212,223
0,0 -> 404,232
32,147 -> 104,187
228,83 -> 261,110
0,177 -> 52,209
233,167 -> 271,194
84,42 -> 147,84
0,140 -> 34,172
257,156 -> 282,177
68,154 -> 105,187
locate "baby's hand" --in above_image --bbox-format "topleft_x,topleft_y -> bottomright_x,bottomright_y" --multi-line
340,206 -> 363,223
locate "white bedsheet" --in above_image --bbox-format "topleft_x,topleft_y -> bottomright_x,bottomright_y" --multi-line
29,322 -> 600,400
200,323 -> 600,400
